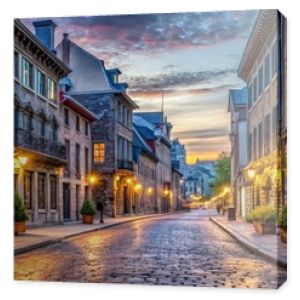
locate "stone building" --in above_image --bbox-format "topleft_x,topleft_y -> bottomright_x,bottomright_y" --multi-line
134,112 -> 173,213
56,33 -> 138,217
171,138 -> 186,170
171,166 -> 183,211
14,19 -> 71,226
237,10 -> 287,214
58,92 -> 97,221
228,87 -> 248,217
132,124 -> 158,214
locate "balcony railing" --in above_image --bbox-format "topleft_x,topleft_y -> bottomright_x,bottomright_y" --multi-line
117,159 -> 134,171
15,128 -> 66,161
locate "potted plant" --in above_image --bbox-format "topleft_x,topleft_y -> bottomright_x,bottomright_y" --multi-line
247,205 -> 277,234
14,193 -> 28,235
278,205 -> 287,243
80,200 -> 96,224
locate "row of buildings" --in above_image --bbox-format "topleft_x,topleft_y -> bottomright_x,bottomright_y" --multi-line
228,10 -> 287,217
171,139 -> 215,200
14,19 -> 183,227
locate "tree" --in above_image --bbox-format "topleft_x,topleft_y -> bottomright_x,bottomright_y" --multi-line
212,152 -> 231,195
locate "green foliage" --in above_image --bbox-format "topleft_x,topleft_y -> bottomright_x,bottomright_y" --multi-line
14,193 -> 28,222
278,205 -> 287,229
246,205 -> 277,224
80,199 -> 96,216
212,152 -> 231,195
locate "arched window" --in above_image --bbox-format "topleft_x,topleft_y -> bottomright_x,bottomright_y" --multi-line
23,107 -> 33,131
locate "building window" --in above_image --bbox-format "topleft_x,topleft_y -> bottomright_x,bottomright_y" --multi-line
14,52 -> 19,79
248,133 -> 252,162
64,139 -> 70,177
123,107 -> 127,126
258,122 -> 263,158
253,128 -> 257,161
22,58 -> 34,89
50,175 -> 57,210
75,143 -> 81,178
264,53 -> 270,88
272,105 -> 278,150
76,115 -> 80,132
94,143 -> 105,163
24,171 -> 33,209
52,124 -> 58,143
85,147 -> 89,175
258,65 -> 264,97
64,108 -> 69,126
248,82 -> 252,108
264,114 -> 271,156
36,70 -> 46,97
37,173 -> 46,209
253,75 -> 257,103
85,121 -> 89,136
23,109 -> 33,131
47,78 -> 56,101
271,40 -> 278,77
84,186 -> 89,201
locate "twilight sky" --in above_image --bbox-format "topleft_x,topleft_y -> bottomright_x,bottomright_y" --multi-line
22,11 -> 258,163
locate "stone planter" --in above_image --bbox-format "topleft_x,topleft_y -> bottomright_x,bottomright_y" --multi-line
82,214 -> 94,224
253,222 -> 276,235
280,228 -> 287,243
14,221 -> 26,235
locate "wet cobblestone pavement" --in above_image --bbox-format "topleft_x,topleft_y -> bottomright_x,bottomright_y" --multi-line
15,210 -> 287,288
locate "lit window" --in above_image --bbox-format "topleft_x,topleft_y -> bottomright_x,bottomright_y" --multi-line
94,143 -> 105,163
47,78 -> 56,101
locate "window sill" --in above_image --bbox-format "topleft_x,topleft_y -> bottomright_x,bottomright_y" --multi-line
48,100 -> 59,108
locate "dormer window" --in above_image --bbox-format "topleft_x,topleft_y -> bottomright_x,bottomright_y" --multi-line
114,74 -> 119,84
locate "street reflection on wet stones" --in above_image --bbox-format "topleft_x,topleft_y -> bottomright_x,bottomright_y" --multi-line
15,211 -> 286,288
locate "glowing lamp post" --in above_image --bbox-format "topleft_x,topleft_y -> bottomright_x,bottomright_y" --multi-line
18,156 -> 28,167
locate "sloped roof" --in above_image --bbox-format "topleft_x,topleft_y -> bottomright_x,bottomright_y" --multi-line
56,39 -> 113,93
133,126 -> 158,163
134,112 -> 164,124
228,87 -> 248,112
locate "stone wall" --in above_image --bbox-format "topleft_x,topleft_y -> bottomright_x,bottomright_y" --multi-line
58,102 -> 93,221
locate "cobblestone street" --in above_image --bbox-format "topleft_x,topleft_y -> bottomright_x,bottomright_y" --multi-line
14,210 -> 286,288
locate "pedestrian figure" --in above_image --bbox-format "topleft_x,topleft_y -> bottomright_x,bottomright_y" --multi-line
96,198 -> 104,224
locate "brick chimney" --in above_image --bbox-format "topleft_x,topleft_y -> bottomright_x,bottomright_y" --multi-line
62,33 -> 70,66
33,19 -> 57,50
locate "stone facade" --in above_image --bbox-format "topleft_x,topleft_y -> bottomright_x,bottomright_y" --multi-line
134,153 -> 157,214
58,96 -> 96,222
171,168 -> 183,211
228,88 -> 248,217
237,10 -> 287,215
14,19 -> 71,227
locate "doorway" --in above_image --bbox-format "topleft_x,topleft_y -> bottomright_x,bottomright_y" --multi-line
124,186 -> 129,214
63,183 -> 71,221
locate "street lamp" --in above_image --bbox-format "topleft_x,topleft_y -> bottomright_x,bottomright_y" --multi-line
18,156 -> 28,167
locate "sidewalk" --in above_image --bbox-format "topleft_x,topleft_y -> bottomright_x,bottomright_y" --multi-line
210,216 -> 287,267
15,213 -> 179,256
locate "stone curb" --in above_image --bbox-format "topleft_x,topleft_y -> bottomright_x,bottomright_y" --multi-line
15,211 -> 184,256
210,217 -> 287,268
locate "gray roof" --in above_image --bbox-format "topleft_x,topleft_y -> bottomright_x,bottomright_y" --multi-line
228,87 -> 248,112
134,112 -> 164,124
